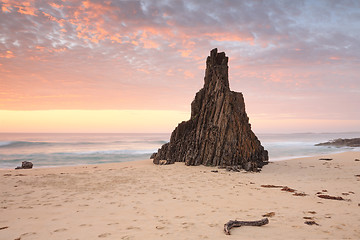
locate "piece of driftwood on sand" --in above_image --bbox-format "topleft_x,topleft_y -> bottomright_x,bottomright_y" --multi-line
224,218 -> 269,235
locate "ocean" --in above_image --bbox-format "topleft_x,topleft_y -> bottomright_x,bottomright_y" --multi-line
0,132 -> 359,169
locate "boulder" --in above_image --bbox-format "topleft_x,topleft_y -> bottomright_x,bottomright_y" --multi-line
15,161 -> 33,169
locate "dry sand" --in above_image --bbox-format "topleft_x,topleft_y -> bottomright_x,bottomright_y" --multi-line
1,151 -> 360,240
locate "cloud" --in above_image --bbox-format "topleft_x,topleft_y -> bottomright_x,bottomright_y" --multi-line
0,50 -> 15,58
2,0 -> 358,63
0,0 -> 359,128
0,0 -> 39,16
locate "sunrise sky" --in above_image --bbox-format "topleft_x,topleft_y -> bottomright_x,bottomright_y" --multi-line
0,0 -> 359,133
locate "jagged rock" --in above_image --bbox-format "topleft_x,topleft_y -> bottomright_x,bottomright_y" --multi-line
150,152 -> 157,159
315,138 -> 360,147
152,48 -> 268,171
15,161 -> 33,169
226,166 -> 242,172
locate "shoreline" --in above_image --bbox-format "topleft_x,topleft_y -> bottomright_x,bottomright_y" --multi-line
1,132 -> 360,170
0,159 -> 150,171
1,147 -> 359,170
1,151 -> 359,239
268,147 -> 360,162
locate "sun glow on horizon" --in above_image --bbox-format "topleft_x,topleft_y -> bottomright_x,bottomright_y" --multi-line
1,110 -> 359,134
0,110 -> 190,133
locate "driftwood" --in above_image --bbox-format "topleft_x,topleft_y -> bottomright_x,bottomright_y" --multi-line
224,218 -> 269,235
293,192 -> 307,196
317,194 -> 345,201
261,184 -> 307,196
281,186 -> 296,192
260,184 -> 283,188
304,220 -> 319,226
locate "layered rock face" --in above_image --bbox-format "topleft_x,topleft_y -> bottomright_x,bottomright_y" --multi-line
152,48 -> 268,171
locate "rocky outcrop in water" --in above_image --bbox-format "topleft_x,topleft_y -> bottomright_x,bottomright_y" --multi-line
152,48 -> 268,171
315,138 -> 360,147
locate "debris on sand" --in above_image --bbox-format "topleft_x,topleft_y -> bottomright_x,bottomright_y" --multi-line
304,221 -> 319,226
262,212 -> 275,217
317,194 -> 345,201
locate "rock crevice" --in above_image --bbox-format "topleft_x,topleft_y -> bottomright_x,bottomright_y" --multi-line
152,48 -> 268,171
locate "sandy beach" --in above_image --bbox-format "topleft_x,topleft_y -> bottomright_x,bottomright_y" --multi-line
1,151 -> 359,240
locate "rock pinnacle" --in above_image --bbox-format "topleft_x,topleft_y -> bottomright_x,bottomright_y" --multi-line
152,48 -> 268,171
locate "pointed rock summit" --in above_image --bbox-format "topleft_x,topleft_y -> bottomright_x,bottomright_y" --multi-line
152,48 -> 268,171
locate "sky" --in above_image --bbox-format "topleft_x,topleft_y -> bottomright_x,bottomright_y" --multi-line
0,0 -> 359,133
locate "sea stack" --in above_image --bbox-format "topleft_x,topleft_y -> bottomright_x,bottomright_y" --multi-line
152,48 -> 268,171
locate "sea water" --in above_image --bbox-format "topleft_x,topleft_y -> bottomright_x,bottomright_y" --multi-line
0,133 -> 168,169
0,132 -> 359,169
258,132 -> 360,161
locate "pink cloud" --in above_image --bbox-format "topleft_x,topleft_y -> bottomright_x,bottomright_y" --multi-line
0,50 -> 15,58
178,49 -> 192,57
141,39 -> 160,49
1,0 -> 12,12
205,32 -> 254,43
17,1 -> 38,16
0,0 -> 359,133
0,0 -> 39,16
42,11 -> 65,27
49,2 -> 62,9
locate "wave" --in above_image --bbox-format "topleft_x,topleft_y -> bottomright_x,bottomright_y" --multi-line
0,140 -> 167,149
0,150 -> 154,169
53,149 -> 156,155
0,141 -> 12,147
0,141 -> 53,148
0,133 -> 168,168
112,140 -> 167,145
